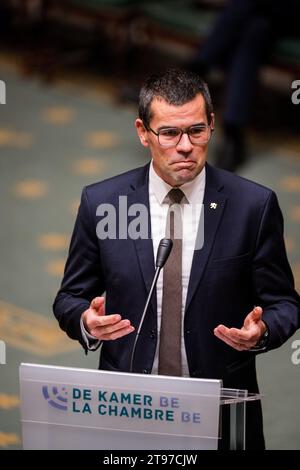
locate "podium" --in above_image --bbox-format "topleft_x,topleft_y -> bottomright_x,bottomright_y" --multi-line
19,363 -> 262,450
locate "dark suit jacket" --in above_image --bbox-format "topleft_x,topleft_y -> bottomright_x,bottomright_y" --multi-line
53,162 -> 300,449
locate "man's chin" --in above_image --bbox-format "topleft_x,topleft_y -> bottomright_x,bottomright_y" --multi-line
172,168 -> 198,185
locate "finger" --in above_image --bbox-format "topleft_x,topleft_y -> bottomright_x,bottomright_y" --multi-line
226,327 -> 256,343
214,329 -> 248,351
252,306 -> 263,321
214,324 -> 234,338
90,297 -> 105,314
92,313 -> 122,328
214,326 -> 242,347
91,319 -> 131,336
244,306 -> 263,327
100,325 -> 135,341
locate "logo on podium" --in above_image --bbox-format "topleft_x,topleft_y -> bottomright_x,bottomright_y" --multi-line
42,385 -> 68,411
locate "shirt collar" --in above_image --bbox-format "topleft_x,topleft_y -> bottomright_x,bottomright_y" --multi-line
149,160 -> 206,205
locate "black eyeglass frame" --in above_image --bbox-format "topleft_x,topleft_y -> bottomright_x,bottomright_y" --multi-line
145,123 -> 214,148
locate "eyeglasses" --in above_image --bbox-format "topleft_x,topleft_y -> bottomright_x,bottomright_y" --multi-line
146,124 -> 213,148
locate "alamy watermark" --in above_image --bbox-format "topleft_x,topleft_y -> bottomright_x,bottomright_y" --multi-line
291,339 -> 300,365
291,80 -> 300,105
95,197 -> 205,250
0,80 -> 6,104
0,340 -> 6,365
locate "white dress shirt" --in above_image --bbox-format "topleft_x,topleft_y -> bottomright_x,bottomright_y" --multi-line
149,161 -> 205,377
81,162 -> 206,377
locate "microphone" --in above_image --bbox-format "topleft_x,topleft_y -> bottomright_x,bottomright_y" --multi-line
129,238 -> 173,372
155,238 -> 173,268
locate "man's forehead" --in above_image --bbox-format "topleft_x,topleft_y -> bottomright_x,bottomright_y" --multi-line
150,94 -> 206,123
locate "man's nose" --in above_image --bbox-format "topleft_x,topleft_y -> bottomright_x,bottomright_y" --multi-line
176,132 -> 193,152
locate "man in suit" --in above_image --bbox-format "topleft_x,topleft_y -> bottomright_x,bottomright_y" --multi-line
53,68 -> 300,449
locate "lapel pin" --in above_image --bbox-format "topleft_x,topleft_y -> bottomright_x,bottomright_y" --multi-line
210,202 -> 218,209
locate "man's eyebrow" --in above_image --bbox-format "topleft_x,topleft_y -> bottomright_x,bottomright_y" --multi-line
156,125 -> 178,131
156,122 -> 207,131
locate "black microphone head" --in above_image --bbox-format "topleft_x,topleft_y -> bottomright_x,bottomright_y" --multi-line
156,238 -> 173,268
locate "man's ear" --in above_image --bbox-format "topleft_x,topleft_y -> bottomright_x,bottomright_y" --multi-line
135,119 -> 149,147
210,113 -> 215,130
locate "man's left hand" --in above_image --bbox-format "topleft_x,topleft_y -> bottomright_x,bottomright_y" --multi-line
214,306 -> 267,351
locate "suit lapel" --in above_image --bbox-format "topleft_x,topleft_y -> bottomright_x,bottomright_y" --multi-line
185,165 -> 227,313
127,165 -> 157,316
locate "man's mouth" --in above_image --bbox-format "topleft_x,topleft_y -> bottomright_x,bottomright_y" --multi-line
172,160 -> 195,168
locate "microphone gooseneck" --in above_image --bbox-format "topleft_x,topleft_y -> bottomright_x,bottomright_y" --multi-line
129,238 -> 173,372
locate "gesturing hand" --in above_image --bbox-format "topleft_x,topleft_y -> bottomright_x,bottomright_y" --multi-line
82,296 -> 135,341
214,306 -> 267,351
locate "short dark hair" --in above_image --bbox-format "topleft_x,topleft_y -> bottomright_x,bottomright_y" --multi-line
138,68 -> 213,128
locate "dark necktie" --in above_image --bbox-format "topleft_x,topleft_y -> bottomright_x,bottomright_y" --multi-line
158,188 -> 185,376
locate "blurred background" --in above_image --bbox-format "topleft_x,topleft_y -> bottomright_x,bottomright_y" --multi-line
0,0 -> 299,450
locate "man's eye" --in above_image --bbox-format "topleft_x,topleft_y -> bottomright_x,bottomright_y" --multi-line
160,128 -> 180,138
189,126 -> 206,136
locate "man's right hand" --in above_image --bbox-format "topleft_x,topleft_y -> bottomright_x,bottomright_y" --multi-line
82,297 -> 135,341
